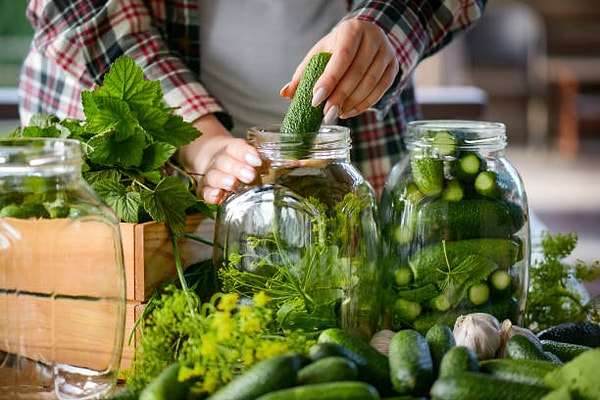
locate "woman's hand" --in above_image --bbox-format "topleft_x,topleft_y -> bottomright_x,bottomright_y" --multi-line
281,18 -> 399,123
178,114 -> 262,205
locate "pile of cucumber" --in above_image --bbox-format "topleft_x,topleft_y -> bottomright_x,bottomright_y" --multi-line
380,128 -> 528,332
125,321 -> 600,400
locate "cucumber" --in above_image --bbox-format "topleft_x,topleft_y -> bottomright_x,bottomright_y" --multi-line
430,130 -> 457,156
425,323 -> 455,374
255,381 -> 380,400
316,329 -> 391,394
410,156 -> 444,197
281,52 -> 331,138
389,329 -> 434,396
536,321 -> 600,348
415,198 -> 526,242
474,170 -> 501,198
430,372 -> 551,400
505,334 -> 551,362
208,353 -> 303,400
468,282 -> 490,306
438,346 -> 479,379
440,179 -> 464,202
139,362 -> 190,400
296,356 -> 358,385
479,358 -> 558,386
540,339 -> 592,363
408,238 -> 521,285
452,152 -> 483,182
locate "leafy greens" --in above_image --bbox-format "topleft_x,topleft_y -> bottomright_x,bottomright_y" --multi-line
11,56 -> 212,238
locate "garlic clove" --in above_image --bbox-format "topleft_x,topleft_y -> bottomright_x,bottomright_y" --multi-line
453,314 -> 502,360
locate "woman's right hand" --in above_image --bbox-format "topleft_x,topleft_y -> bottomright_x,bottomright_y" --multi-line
178,114 -> 262,204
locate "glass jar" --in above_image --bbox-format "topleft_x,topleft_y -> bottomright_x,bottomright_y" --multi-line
0,138 -> 126,399
379,120 -> 530,333
214,125 -> 380,340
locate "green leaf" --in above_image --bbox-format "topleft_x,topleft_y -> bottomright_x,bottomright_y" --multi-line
91,179 -> 141,223
154,113 -> 202,148
97,56 -> 162,107
86,96 -> 138,141
141,142 -> 177,172
83,169 -> 122,186
87,129 -> 147,168
135,105 -> 170,141
439,254 -> 498,306
141,176 -> 197,238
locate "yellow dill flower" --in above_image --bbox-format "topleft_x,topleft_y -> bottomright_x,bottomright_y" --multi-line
202,372 -> 220,394
200,332 -> 218,359
238,305 -> 252,318
218,293 -> 239,312
257,340 -> 289,359
240,315 -> 262,334
253,291 -> 269,308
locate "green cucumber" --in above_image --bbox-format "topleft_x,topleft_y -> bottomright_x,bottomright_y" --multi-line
440,179 -> 464,202
425,323 -> 456,374
479,358 -> 558,386
468,282 -> 490,305
410,156 -> 444,197
438,346 -> 479,379
452,152 -> 484,182
389,329 -> 434,396
316,328 -> 391,394
430,372 -> 551,400
296,356 -> 358,385
255,381 -> 380,400
416,198 -> 526,242
408,238 -> 521,285
139,362 -> 190,400
207,353 -> 303,400
536,321 -> 600,348
540,339 -> 592,363
430,130 -> 457,156
474,170 -> 501,198
281,52 -> 332,144
505,334 -> 551,362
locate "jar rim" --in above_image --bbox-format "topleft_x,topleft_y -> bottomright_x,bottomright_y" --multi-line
0,137 -> 82,168
247,124 -> 351,160
406,119 -> 507,150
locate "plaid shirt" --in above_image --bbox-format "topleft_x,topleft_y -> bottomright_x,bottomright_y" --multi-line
19,0 -> 485,194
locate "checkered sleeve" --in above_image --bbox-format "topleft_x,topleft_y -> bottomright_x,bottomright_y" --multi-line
343,0 -> 487,195
18,0 -> 225,125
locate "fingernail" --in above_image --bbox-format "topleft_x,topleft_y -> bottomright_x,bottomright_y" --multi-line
240,167 -> 256,182
312,87 -> 328,107
222,176 -> 235,189
341,108 -> 357,119
323,105 -> 340,125
245,152 -> 262,167
279,82 -> 291,97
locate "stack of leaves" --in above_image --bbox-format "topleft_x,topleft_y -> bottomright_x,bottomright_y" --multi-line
11,56 -> 212,238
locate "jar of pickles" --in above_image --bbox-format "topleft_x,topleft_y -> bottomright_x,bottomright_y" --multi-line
379,120 -> 530,333
214,125 -> 380,339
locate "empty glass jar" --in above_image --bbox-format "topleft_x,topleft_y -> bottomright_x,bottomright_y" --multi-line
379,120 -> 530,333
0,138 -> 126,399
214,125 -> 380,340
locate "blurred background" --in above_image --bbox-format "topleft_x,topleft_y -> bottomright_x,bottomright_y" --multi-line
1,1 -> 598,281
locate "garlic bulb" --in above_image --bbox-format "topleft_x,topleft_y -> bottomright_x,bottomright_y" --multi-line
369,329 -> 395,356
453,313 -> 502,360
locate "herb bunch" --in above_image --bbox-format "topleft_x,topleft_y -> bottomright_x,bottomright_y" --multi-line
11,56 -> 211,238
126,287 -> 312,396
524,231 -> 600,331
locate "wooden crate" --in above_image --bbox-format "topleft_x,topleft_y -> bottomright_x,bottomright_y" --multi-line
0,213 -> 215,373
120,214 -> 215,302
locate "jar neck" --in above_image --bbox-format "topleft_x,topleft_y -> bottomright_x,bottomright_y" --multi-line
406,120 -> 507,153
247,125 -> 351,165
0,139 -> 83,188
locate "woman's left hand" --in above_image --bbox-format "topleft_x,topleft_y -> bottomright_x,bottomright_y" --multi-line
281,18 -> 399,123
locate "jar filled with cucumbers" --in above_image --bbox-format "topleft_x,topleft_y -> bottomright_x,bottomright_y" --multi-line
214,125 -> 381,340
379,120 -> 530,333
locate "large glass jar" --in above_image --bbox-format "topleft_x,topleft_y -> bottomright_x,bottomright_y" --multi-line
0,138 -> 126,399
379,120 -> 530,333
214,125 -> 380,340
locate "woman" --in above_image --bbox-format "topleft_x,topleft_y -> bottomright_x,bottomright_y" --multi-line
19,0 -> 486,203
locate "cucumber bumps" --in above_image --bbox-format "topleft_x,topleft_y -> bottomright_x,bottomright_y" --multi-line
281,52 -> 332,156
